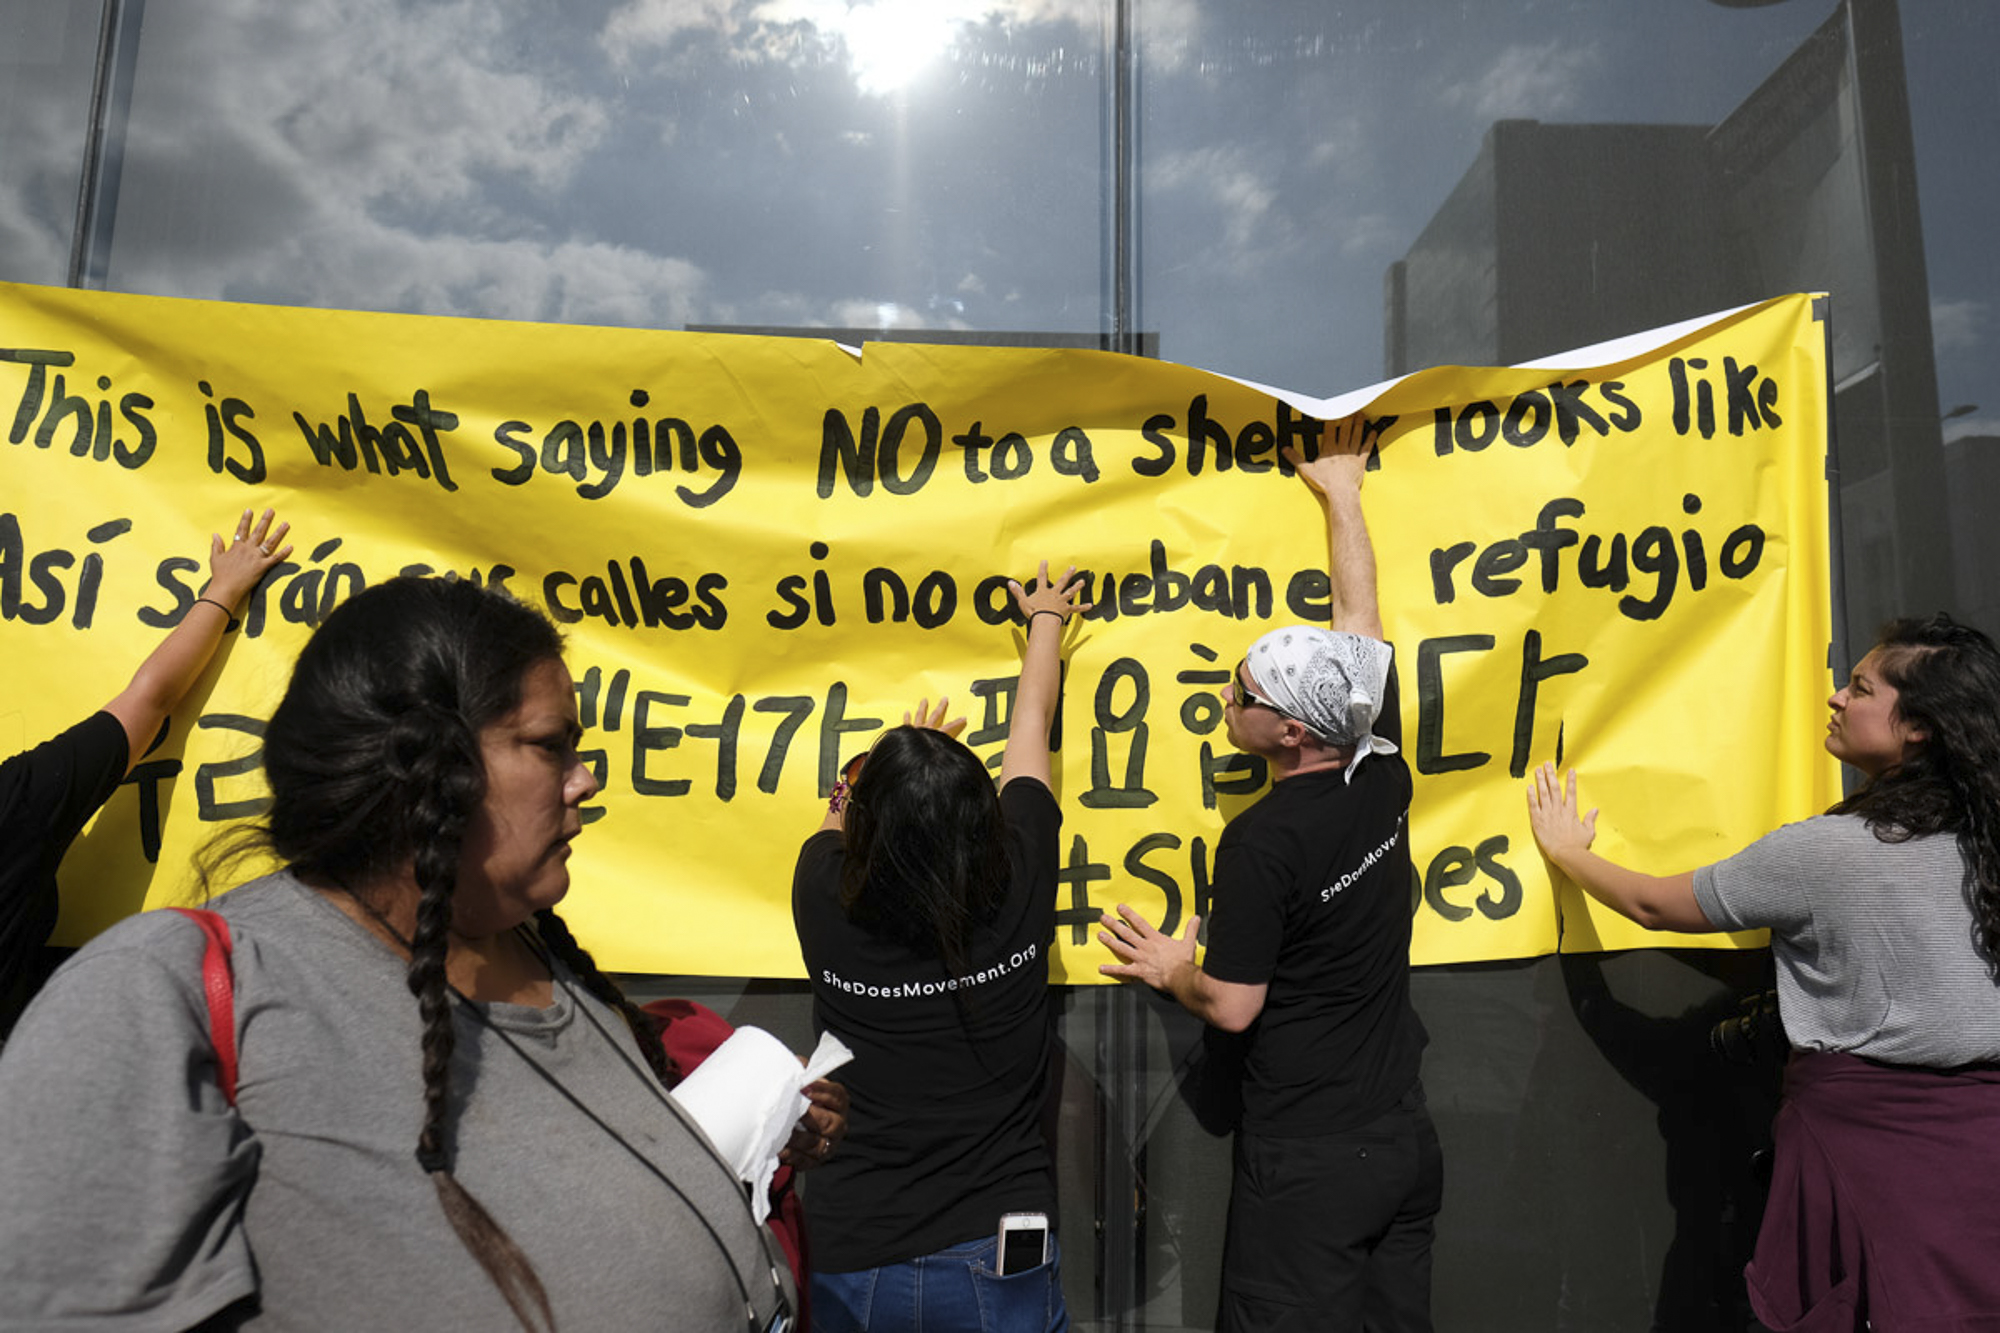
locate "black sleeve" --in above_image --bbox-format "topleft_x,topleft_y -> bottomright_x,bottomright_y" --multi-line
791,831 -> 844,936
1000,777 -> 1060,851
0,711 -> 129,989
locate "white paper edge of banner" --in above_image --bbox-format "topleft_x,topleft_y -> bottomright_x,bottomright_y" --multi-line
1221,299 -> 1767,418
704,297 -> 1765,418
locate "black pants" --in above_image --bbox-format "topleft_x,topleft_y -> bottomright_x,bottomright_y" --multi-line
1219,1082 -> 1444,1333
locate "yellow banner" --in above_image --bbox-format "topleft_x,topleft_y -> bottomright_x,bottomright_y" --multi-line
0,283 -> 1835,978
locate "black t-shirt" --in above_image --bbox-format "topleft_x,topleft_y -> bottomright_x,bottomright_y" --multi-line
1,711 -> 128,1030
1200,669 -> 1427,1136
792,777 -> 1059,1271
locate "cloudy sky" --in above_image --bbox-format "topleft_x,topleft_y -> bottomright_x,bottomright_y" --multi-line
0,0 -> 1991,433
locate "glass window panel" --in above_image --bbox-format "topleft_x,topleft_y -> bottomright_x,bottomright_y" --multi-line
88,0 -> 1111,341
0,1 -> 106,285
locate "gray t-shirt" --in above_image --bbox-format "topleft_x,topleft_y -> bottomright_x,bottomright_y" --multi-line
0,872 -> 792,1332
1693,813 -> 2000,1067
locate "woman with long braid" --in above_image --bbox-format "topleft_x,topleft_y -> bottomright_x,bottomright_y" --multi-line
0,577 -> 824,1332
1526,613 -> 2000,1331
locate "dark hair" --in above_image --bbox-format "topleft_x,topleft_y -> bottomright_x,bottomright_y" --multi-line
1829,613 -> 2000,973
838,725 -> 1009,982
243,576 -> 667,1332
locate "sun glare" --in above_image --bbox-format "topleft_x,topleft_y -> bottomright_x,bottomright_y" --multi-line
836,0 -> 958,96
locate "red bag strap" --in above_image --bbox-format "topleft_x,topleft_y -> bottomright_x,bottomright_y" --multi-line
168,907 -> 238,1107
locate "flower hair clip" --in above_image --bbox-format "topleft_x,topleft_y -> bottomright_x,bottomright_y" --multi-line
828,750 -> 868,814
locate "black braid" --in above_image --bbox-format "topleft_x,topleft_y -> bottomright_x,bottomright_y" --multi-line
407,882 -> 459,1175
402,708 -> 555,1332
534,909 -> 670,1087
401,708 -> 480,1172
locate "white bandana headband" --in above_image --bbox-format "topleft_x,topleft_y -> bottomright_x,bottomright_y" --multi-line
1244,627 -> 1398,782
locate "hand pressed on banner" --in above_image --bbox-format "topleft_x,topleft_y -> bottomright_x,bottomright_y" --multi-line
1283,411 -> 1372,498
1526,762 -> 1708,935
1097,902 -> 1199,992
1007,559 -> 1095,633
902,697 -> 967,740
207,508 -> 294,606
1525,762 -> 1598,867
1098,901 -> 1268,1032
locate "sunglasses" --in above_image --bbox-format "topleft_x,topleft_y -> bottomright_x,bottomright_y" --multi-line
1232,660 -> 1289,716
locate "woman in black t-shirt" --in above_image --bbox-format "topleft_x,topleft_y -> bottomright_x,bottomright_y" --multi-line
792,561 -> 1088,1333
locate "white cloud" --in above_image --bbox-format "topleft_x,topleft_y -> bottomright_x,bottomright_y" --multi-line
689,289 -> 971,333
1126,0 -> 1206,75
62,0 -> 715,329
0,0 -> 1161,333
1305,118 -> 1368,174
0,150 -> 71,287
600,0 -> 1169,89
825,297 -> 928,329
1150,146 -> 1279,262
1945,416 -> 2000,445
1447,41 -> 1602,121
601,0 -> 742,58
1932,296 -> 1987,353
186,0 -> 609,204
0,204 -> 65,286
1337,212 -> 1399,260
128,216 -> 708,332
0,7 -> 105,284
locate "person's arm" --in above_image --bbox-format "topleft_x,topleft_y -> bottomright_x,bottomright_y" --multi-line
1284,414 -> 1381,641
1525,762 -> 1713,933
102,509 -> 293,775
1097,904 -> 1268,1031
998,561 -> 1091,791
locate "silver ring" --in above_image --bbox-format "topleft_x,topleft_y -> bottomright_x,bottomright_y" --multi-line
259,543 -> 274,555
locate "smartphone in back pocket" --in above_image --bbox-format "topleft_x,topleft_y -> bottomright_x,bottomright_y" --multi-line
995,1211 -> 1050,1274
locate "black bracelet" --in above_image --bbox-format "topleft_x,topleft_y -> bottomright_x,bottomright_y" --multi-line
193,596 -> 234,618
1028,609 -> 1067,629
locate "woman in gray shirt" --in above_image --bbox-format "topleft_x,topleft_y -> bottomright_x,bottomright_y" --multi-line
1526,613 -> 2000,1332
0,578 -> 804,1333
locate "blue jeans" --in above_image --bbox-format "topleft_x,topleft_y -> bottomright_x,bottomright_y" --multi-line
810,1234 -> 1069,1333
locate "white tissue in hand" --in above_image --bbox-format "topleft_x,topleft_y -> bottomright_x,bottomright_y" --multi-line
670,1026 -> 853,1223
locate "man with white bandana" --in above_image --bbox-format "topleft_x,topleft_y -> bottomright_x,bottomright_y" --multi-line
1098,414 -> 1439,1332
